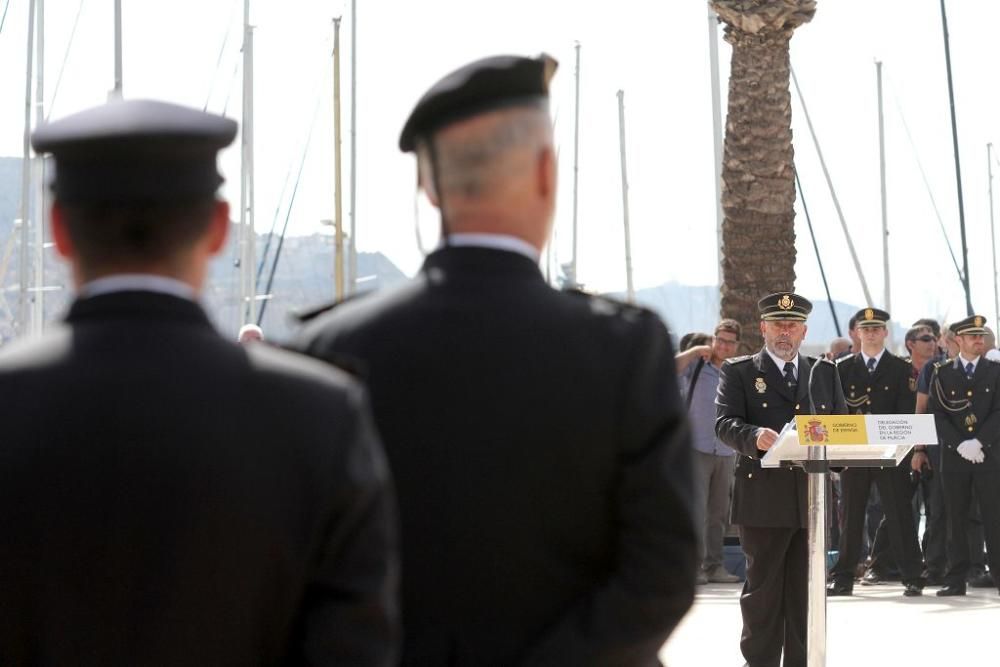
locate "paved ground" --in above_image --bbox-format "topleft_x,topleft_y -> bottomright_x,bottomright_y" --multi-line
660,581 -> 1000,665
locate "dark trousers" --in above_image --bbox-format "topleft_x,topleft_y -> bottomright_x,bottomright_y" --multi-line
829,464 -> 923,586
941,452 -> 1000,587
738,526 -> 807,667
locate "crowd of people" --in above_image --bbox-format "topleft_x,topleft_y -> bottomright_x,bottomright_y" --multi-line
678,306 -> 1000,664
0,53 -> 698,666
0,43 -> 997,667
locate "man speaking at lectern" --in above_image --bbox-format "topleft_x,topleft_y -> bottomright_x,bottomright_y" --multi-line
716,292 -> 846,667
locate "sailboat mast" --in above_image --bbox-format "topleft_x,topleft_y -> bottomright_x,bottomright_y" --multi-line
18,0 -> 37,338
240,0 -> 256,324
348,0 -> 357,295
569,41 -> 581,288
988,143 -> 997,326
939,0 -> 973,315
113,0 -> 122,98
333,18 -> 344,301
707,6 -> 724,292
876,60 -> 891,342
32,0 -> 45,336
617,90 -> 634,304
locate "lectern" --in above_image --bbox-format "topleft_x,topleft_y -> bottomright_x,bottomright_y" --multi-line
760,413 -> 938,667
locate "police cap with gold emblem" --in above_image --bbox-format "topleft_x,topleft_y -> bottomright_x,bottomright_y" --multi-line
398,53 -> 558,152
951,314 -> 989,336
31,99 -> 237,203
853,307 -> 890,328
758,292 -> 812,321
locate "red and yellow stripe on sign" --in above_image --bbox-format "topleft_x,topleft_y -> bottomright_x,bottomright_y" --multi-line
795,415 -> 869,446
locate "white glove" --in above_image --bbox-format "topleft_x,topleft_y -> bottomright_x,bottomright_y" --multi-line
957,439 -> 985,464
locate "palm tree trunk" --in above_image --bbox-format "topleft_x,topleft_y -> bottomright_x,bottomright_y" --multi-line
711,1 -> 816,354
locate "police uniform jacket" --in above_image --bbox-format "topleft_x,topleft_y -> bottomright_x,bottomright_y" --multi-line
715,350 -> 847,528
838,351 -> 915,416
928,357 -> 1000,468
0,291 -> 398,666
294,245 -> 696,667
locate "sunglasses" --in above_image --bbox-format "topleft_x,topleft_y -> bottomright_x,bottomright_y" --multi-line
910,335 -> 936,343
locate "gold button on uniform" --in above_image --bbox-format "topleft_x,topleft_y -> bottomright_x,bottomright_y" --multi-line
968,391 -> 974,397
763,403 -> 768,408
969,426 -> 975,432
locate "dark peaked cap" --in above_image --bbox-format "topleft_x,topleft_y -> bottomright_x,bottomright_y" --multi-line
758,292 -> 812,321
398,53 -> 558,152
32,99 -> 237,203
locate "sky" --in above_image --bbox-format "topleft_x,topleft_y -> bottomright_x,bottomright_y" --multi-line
1,0 -> 999,335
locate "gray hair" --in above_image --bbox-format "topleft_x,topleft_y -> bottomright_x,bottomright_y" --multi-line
417,106 -> 553,200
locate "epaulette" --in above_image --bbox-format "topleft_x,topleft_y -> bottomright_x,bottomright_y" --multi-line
289,292 -> 364,324
727,354 -> 753,365
834,354 -> 852,366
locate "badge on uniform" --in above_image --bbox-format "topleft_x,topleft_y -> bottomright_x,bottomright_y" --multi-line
966,413 -> 978,427
755,377 -> 767,394
908,377 -> 917,392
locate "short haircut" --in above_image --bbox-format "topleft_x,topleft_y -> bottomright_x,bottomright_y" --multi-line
715,318 -> 742,340
912,318 -> 941,338
59,197 -> 217,268
678,332 -> 711,352
417,106 -> 552,200
905,325 -> 932,342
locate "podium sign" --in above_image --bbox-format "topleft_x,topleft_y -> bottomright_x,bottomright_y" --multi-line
756,412 -> 939,666
761,414 -> 938,469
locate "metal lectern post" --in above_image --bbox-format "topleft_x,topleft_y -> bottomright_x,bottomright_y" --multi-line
806,445 -> 827,666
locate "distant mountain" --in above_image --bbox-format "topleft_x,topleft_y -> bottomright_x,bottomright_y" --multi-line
205,231 -> 408,342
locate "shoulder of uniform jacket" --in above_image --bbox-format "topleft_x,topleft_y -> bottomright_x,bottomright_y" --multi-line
726,354 -> 754,365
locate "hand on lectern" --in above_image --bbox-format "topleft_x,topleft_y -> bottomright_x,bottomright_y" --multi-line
957,439 -> 985,464
756,428 -> 779,451
911,451 -> 930,472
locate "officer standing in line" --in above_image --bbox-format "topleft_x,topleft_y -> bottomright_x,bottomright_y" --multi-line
716,292 -> 846,667
928,315 -> 1000,596
295,54 -> 696,665
0,99 -> 399,664
826,308 -> 924,596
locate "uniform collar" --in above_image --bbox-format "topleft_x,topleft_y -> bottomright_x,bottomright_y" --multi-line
957,354 -> 981,371
861,348 -> 885,367
443,233 -> 540,263
765,348 -> 799,377
79,273 -> 197,302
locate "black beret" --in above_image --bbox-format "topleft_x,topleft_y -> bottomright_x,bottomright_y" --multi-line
758,292 -> 812,321
31,99 -> 237,203
853,307 -> 890,328
951,314 -> 988,336
399,53 -> 558,152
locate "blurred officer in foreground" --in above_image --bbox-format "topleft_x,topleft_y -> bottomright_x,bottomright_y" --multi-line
927,315 -> 1000,596
0,100 -> 398,665
826,308 -> 923,597
716,293 -> 846,667
294,54 -> 696,665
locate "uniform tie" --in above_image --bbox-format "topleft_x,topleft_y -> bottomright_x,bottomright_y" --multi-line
966,362 -> 975,380
783,361 -> 797,390
867,357 -> 876,374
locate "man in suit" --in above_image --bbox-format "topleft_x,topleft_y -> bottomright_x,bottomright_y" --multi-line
716,292 -> 846,667
927,314 -> 1000,596
0,99 -> 398,665
293,54 -> 696,666
826,308 -> 924,596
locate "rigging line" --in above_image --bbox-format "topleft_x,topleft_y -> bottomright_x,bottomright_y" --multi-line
790,66 -> 874,307
0,0 -> 11,36
885,74 -> 964,285
256,31 -> 334,283
203,0 -> 241,111
795,167 -> 841,338
47,0 -> 86,121
256,94 -> 323,325
220,58 -> 241,116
